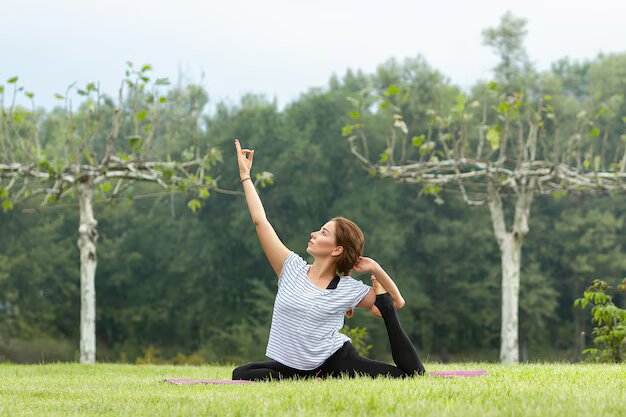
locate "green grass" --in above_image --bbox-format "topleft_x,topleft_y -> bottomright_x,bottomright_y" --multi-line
0,363 -> 624,416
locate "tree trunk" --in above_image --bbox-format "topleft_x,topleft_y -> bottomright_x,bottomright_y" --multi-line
499,232 -> 522,363
487,180 -> 534,364
77,179 -> 98,364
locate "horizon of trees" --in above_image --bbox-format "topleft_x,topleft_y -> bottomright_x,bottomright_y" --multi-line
1,15 -> 625,364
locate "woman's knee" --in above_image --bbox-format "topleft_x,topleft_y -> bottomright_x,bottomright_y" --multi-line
232,364 -> 253,380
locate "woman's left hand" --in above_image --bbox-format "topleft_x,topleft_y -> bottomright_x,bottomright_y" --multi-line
345,306 -> 382,318
352,256 -> 380,274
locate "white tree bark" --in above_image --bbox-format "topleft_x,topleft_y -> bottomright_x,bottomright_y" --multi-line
487,180 -> 534,364
498,233 -> 522,363
77,179 -> 98,364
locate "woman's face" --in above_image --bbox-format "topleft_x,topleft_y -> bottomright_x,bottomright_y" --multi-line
306,221 -> 340,256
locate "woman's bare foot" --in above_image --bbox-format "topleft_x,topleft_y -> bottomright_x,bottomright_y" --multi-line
371,275 -> 388,295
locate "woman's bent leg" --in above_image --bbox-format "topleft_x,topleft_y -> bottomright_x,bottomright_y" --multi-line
320,342 -> 406,379
375,293 -> 426,376
232,360 -> 314,381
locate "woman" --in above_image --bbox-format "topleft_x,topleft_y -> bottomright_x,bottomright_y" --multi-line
232,139 -> 425,380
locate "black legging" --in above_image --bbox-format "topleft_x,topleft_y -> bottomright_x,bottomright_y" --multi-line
232,293 -> 426,381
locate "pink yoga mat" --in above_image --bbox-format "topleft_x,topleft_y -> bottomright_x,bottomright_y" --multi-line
162,370 -> 487,384
163,378 -> 255,385
428,370 -> 487,378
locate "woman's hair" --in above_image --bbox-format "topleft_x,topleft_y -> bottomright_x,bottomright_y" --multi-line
330,216 -> 365,276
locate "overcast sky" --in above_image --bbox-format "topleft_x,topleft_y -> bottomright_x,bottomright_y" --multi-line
3,0 -> 625,112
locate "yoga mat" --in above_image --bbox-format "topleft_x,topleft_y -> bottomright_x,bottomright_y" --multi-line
163,378 -> 256,385
428,370 -> 488,378
162,370 -> 487,384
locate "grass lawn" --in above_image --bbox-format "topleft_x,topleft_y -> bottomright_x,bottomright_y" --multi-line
0,362 -> 624,416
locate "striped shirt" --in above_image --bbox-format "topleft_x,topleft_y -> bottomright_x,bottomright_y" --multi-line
265,251 -> 372,370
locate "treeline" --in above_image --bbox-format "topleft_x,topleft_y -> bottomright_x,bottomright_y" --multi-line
1,48 -> 626,364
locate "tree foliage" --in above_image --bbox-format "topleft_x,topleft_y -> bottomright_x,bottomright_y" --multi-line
1,22 -> 625,364
574,279 -> 626,363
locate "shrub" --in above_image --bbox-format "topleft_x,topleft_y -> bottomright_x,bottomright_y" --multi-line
340,325 -> 372,357
574,278 -> 626,363
135,345 -> 164,364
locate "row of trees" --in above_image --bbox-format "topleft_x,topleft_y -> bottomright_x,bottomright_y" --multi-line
1,14 -> 625,364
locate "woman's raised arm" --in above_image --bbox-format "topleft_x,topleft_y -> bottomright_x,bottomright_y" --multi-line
235,139 -> 265,224
235,139 -> 289,278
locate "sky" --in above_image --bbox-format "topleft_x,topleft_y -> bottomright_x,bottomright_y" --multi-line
3,0 -> 626,112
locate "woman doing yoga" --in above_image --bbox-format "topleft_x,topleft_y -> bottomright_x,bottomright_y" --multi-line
232,139 -> 426,381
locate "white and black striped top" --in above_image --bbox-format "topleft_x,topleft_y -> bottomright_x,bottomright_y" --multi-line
265,251 -> 372,370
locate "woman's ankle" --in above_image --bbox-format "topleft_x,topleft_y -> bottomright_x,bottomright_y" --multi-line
374,293 -> 394,312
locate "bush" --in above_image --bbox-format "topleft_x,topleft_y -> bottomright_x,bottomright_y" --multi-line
340,325 -> 372,357
133,345 -> 214,365
0,337 -> 75,363
135,345 -> 164,364
574,278 -> 626,363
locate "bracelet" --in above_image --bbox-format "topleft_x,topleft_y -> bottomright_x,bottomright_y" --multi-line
240,176 -> 251,183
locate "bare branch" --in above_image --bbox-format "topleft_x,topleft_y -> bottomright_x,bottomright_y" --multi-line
476,103 -> 487,160
101,107 -> 120,167
1,155 -> 243,208
348,137 -> 376,171
497,119 -> 510,165
620,146 -> 626,176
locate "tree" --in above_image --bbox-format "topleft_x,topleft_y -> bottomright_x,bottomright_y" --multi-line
343,15 -> 626,363
0,64 -> 250,363
482,11 -> 535,94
